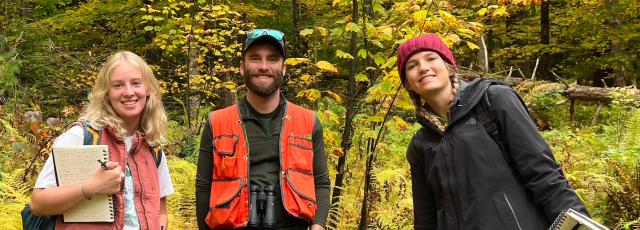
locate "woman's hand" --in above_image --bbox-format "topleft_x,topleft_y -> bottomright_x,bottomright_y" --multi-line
84,161 -> 123,196
30,161 -> 122,215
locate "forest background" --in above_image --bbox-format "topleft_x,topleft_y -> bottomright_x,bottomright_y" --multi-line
1,0 -> 639,229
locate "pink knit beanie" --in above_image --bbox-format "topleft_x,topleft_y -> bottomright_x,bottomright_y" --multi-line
397,34 -> 456,86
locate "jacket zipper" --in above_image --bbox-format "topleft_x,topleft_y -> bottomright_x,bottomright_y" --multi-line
503,193 -> 523,230
279,103 -> 289,214
441,137 -> 462,230
130,139 -> 150,230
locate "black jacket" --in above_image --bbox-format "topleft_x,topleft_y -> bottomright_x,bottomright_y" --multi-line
407,78 -> 588,230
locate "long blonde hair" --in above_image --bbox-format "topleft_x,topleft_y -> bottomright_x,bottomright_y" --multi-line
80,51 -> 167,146
405,63 -> 459,132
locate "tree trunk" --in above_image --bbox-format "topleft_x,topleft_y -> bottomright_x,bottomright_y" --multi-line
609,0 -> 627,87
292,0 -> 302,57
328,0 -> 358,228
505,8 -> 514,47
462,75 -> 640,103
358,137 -> 375,230
539,0 -> 551,81
357,0 -> 376,228
478,33 -> 489,72
186,6 -> 198,129
220,59 -> 236,107
358,87 -> 401,230
186,45 -> 198,129
564,84 -> 640,103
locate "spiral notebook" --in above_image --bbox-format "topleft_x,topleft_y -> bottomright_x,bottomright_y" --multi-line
52,145 -> 114,222
549,208 -> 608,230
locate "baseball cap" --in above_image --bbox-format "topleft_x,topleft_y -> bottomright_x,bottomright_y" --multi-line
243,29 -> 286,57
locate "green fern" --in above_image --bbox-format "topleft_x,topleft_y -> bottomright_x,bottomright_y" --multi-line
167,158 -> 198,229
622,109 -> 640,151
0,169 -> 31,230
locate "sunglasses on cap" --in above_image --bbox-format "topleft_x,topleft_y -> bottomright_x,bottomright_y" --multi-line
243,29 -> 286,57
246,29 -> 284,41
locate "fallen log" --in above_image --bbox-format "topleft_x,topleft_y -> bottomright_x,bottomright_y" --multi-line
460,74 -> 640,104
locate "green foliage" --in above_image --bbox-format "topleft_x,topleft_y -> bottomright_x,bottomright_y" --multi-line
0,169 -> 31,230
514,80 -> 566,128
165,119 -> 200,162
0,103 -> 75,229
6,0 -> 148,114
2,0 -> 640,229
142,1 -> 254,108
0,36 -> 22,96
0,105 -> 67,180
367,123 -> 418,229
489,0 -> 640,85
166,158 -> 198,229
536,85 -> 640,228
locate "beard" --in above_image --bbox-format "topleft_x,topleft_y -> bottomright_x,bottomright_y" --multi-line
242,67 -> 284,97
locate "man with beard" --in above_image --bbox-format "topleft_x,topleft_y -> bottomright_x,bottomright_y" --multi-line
196,29 -> 330,230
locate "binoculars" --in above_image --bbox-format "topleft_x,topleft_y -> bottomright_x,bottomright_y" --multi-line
248,185 -> 279,229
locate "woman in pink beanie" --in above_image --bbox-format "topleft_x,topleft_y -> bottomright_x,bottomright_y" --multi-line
398,34 -> 588,229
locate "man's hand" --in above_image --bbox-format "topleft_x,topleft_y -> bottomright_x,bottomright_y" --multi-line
310,224 -> 325,230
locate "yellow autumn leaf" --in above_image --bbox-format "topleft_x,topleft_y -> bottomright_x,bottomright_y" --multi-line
332,148 -> 344,157
380,26 -> 393,40
466,41 -> 480,50
445,33 -> 461,44
412,9 -> 428,20
286,58 -> 310,66
316,61 -> 338,73
355,73 -> 369,83
393,116 -> 409,130
222,81 -> 237,90
325,90 -> 343,103
457,28 -> 475,37
300,74 -> 312,82
300,28 -> 314,36
439,10 -> 458,26
345,22 -> 361,33
336,50 -> 354,60
296,89 -> 322,102
315,26 -> 328,37
478,8 -> 488,16
492,6 -> 509,17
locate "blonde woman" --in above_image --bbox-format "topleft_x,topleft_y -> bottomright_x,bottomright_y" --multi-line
397,34 -> 588,229
30,51 -> 174,229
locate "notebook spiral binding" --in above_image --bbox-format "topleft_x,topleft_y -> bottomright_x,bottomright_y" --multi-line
548,208 -> 609,230
548,210 -> 568,230
102,149 -> 115,221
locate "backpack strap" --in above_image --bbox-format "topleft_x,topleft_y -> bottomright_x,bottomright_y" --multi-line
81,120 -> 101,145
150,146 -> 163,168
473,81 -> 536,167
474,87 -> 511,165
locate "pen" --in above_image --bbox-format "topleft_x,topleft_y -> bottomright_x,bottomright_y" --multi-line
97,159 -> 108,169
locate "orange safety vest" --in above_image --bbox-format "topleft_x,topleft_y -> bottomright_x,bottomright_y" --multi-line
204,101 -> 317,229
